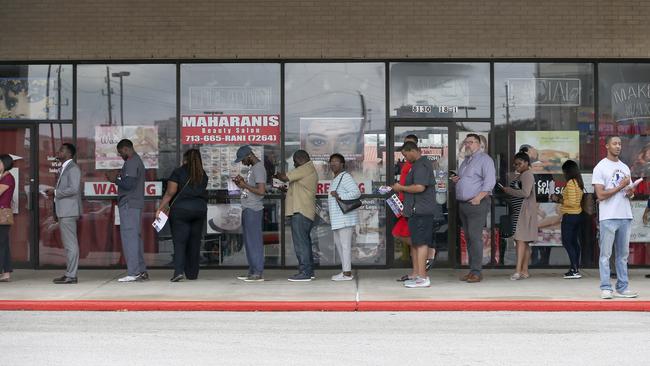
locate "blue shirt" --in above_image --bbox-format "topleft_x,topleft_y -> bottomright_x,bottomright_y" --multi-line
455,151 -> 496,201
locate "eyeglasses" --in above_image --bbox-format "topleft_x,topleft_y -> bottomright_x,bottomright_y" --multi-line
463,140 -> 478,145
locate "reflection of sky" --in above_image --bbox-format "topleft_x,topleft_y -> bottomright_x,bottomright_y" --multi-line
76,64 -> 176,137
494,63 -> 594,124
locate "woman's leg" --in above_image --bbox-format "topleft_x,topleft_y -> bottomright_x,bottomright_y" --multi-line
522,244 -> 532,276
339,227 -> 353,275
170,210 -> 191,278
0,226 -> 12,276
333,229 -> 343,272
515,240 -> 525,274
185,212 -> 205,280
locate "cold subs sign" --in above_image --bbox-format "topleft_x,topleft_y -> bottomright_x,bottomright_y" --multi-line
181,115 -> 280,145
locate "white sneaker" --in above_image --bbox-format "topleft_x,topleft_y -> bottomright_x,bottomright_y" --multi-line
405,276 -> 430,288
600,289 -> 614,299
331,273 -> 354,281
614,289 -> 639,298
117,275 -> 139,282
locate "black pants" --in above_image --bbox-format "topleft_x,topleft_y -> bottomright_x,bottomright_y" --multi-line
0,225 -> 12,273
561,213 -> 582,270
170,207 -> 205,279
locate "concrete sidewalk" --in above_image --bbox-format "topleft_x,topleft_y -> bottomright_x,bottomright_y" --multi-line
1,268 -> 649,311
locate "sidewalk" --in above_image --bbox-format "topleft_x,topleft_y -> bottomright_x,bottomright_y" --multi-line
1,268 -> 649,311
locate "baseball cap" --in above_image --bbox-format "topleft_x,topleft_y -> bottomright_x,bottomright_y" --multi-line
234,145 -> 253,163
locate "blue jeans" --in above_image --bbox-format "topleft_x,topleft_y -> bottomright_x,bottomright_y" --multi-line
598,219 -> 632,292
291,213 -> 314,276
242,208 -> 264,276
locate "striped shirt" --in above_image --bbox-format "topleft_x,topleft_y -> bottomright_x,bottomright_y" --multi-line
327,172 -> 361,230
561,179 -> 583,215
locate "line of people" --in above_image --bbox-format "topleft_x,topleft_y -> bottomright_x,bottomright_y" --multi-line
0,136 -> 646,298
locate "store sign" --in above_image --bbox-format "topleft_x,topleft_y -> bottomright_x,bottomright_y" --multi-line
84,181 -> 163,197
611,83 -> 650,122
181,114 -> 280,145
508,78 -> 581,106
189,87 -> 272,111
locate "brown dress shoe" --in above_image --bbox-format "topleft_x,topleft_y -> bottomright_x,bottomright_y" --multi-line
466,273 -> 482,283
460,272 -> 472,281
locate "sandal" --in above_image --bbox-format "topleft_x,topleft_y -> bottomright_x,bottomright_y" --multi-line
397,274 -> 414,282
510,273 -> 522,281
521,273 -> 530,279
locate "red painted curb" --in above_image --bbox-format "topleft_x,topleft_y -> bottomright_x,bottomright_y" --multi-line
1,300 -> 649,312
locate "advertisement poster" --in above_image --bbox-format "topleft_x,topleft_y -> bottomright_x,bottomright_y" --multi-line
206,204 -> 243,234
407,76 -> 470,107
515,131 -> 579,174
610,83 -> 650,123
630,200 -> 650,243
181,115 -> 280,145
300,117 -> 365,179
0,78 -> 53,119
94,126 -> 159,169
457,132 -> 488,167
200,145 -> 264,190
533,202 -> 563,247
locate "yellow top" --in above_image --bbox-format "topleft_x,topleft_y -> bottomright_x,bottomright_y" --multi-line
561,179 -> 583,215
285,161 -> 318,220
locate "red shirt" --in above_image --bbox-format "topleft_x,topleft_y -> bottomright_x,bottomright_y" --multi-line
398,161 -> 412,202
0,173 -> 16,208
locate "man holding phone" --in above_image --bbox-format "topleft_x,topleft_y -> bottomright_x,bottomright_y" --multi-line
451,133 -> 496,283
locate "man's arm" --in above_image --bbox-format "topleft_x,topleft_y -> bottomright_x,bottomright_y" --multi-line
594,176 -> 630,201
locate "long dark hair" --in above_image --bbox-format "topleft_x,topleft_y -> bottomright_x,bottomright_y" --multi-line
183,149 -> 205,185
562,160 -> 584,190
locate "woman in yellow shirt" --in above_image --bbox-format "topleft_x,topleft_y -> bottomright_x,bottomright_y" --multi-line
550,160 -> 584,279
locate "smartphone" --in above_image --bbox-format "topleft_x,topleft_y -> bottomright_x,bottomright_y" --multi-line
497,182 -> 504,189
448,170 -> 457,177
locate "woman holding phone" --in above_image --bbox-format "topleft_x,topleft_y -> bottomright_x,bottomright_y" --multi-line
502,152 -> 538,280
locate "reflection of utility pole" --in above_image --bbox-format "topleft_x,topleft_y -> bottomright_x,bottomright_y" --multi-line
111,71 -> 130,126
101,66 -> 114,125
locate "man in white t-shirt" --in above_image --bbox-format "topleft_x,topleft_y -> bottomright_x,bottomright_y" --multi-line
592,135 -> 638,299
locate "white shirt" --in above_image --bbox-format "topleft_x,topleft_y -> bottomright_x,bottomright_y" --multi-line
592,157 -> 633,221
55,159 -> 73,196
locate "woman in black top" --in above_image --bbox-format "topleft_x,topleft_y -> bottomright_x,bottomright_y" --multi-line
156,149 -> 208,282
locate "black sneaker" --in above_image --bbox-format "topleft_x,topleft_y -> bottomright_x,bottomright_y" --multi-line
563,270 -> 582,279
137,272 -> 149,281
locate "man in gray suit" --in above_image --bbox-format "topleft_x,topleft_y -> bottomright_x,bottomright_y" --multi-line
106,139 -> 148,283
46,143 -> 82,284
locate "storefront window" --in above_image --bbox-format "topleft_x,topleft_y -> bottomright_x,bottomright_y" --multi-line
390,62 -> 490,118
494,63 -> 595,267
75,64 -> 177,266
1,64 -> 72,120
181,63 -> 282,267
599,63 -> 650,266
284,62 -> 387,266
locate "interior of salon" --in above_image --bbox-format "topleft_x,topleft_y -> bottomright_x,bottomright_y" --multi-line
1,61 -> 650,270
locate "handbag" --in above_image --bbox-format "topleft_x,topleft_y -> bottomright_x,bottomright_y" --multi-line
0,207 -> 13,226
334,172 -> 362,214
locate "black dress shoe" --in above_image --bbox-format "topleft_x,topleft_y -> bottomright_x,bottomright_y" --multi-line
137,272 -> 149,281
170,274 -> 184,282
53,276 -> 78,284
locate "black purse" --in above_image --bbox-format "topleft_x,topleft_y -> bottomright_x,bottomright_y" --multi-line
334,173 -> 362,214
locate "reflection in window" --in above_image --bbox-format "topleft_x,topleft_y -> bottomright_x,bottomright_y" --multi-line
285,63 -> 386,191
0,65 -> 72,120
390,63 -> 490,118
284,198 -> 386,266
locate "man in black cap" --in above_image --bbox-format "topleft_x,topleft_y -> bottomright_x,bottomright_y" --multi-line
233,145 -> 267,282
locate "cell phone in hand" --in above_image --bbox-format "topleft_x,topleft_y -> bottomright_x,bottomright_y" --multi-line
448,170 -> 457,177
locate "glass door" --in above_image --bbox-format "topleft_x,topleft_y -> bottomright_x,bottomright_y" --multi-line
0,124 -> 36,267
390,124 -> 456,267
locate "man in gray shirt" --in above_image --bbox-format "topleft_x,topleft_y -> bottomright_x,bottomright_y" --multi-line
106,139 -> 147,283
451,133 -> 495,283
233,145 -> 267,282
392,141 -> 440,288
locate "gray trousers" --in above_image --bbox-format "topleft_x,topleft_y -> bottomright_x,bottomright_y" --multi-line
119,204 -> 146,276
458,197 -> 491,275
59,216 -> 79,278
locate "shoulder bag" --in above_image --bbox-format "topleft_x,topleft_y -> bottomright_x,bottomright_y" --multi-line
334,172 -> 362,214
0,173 -> 13,225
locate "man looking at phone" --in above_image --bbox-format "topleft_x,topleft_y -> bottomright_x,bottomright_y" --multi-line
451,133 -> 495,283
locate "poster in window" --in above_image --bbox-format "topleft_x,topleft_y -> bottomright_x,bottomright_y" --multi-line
515,131 -> 579,174
0,78 -> 55,120
94,126 -> 159,170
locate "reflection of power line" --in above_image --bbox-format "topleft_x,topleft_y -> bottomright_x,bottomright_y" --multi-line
111,71 -> 130,126
101,66 -> 114,125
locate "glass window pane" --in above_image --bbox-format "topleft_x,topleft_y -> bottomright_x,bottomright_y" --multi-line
1,65 -> 72,120
390,62 -> 490,118
285,63 -> 386,191
599,63 -> 650,266
494,63 -> 595,267
76,64 -> 177,267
